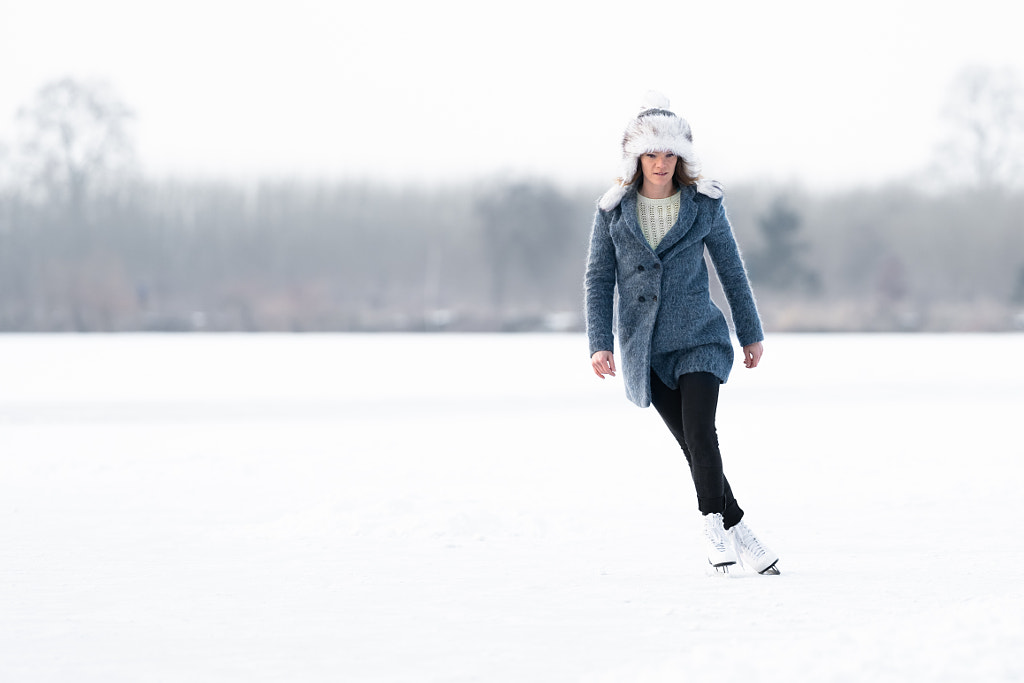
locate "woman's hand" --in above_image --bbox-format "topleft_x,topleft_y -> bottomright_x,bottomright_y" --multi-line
591,350 -> 616,379
743,342 -> 763,369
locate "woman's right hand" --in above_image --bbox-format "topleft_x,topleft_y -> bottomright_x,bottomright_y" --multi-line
591,350 -> 616,379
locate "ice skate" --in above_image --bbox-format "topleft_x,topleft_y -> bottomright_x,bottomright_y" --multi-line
730,520 -> 780,575
703,512 -> 738,573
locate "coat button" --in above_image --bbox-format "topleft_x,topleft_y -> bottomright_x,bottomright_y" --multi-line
652,295 -> 658,301
637,265 -> 645,272
653,263 -> 661,270
638,296 -> 646,302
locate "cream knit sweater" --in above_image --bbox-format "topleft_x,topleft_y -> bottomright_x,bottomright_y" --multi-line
637,191 -> 681,249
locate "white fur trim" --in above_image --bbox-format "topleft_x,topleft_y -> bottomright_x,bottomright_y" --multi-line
622,113 -> 694,158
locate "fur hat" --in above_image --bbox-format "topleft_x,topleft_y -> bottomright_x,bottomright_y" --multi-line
598,91 -> 722,211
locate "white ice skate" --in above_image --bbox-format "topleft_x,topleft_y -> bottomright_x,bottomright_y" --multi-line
704,513 -> 738,573
730,520 -> 780,575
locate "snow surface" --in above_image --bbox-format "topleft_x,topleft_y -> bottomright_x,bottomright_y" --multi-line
0,333 -> 1022,682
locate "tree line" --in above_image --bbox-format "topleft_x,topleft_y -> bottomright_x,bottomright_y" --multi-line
1,76 -> 1022,333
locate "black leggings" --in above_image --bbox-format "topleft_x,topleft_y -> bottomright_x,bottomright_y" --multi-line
649,370 -> 744,529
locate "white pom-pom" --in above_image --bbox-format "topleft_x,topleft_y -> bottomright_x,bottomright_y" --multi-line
640,90 -> 670,112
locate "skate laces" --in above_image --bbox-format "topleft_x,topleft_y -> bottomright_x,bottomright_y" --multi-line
734,522 -> 766,558
704,514 -> 729,551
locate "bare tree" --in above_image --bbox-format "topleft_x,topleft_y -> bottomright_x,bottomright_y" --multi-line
16,78 -> 136,214
935,65 -> 1024,189
745,198 -> 820,294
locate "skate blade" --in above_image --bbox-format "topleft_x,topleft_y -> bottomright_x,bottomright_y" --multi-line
758,562 -> 781,576
708,561 -> 736,576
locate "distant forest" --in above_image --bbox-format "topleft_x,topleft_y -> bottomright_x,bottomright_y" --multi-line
1,76 -> 1023,333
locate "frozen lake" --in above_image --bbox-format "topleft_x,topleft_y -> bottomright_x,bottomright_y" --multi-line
0,333 -> 1022,682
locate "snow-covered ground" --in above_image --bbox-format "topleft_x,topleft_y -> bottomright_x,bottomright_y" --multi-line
0,333 -> 1021,682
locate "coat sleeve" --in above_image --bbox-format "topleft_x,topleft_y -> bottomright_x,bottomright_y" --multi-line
704,201 -> 765,347
584,207 -> 617,356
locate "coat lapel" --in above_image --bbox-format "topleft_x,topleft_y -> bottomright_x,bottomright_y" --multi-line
654,185 -> 700,256
616,185 -> 705,256
618,189 -> 651,250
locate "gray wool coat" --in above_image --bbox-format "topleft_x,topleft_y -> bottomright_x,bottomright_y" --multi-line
584,183 -> 764,408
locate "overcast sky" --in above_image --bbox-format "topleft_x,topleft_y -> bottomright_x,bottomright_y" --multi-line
2,0 -> 1022,191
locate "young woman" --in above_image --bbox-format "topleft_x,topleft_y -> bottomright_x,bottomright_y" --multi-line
584,91 -> 779,575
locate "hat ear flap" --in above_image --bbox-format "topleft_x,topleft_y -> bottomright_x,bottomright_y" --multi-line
696,178 -> 723,199
598,184 -> 628,211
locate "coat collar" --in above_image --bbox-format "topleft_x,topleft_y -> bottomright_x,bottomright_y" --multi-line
654,184 -> 699,256
619,184 -> 700,255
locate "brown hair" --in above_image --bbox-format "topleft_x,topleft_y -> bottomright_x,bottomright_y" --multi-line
618,156 -> 700,191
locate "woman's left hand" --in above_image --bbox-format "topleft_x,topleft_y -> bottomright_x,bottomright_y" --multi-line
742,342 -> 763,369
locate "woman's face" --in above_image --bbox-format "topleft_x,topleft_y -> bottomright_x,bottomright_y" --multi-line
639,152 -> 677,195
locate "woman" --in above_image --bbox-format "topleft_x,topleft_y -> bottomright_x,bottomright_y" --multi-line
584,91 -> 779,575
